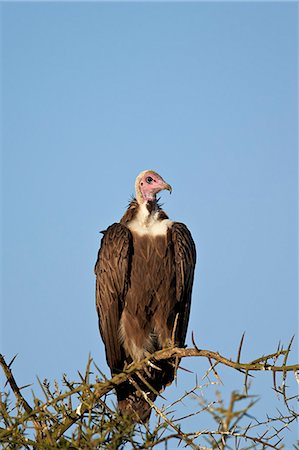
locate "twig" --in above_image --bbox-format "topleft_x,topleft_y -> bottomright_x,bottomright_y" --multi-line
0,355 -> 33,416
1,340 -> 298,445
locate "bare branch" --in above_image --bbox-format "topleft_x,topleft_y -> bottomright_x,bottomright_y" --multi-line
0,355 -> 33,416
0,336 -> 297,449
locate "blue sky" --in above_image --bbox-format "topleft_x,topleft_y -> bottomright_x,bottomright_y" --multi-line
1,2 -> 298,446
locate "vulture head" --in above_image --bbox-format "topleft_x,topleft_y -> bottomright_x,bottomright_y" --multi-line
135,170 -> 172,204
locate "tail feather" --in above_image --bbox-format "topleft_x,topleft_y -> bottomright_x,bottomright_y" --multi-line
117,389 -> 155,423
115,358 -> 178,423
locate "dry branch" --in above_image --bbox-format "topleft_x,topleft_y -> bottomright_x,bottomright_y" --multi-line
0,336 -> 298,449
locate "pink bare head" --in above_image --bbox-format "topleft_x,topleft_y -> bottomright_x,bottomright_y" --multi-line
135,170 -> 172,204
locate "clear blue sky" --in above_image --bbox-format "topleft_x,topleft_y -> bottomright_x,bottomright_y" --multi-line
1,2 -> 298,446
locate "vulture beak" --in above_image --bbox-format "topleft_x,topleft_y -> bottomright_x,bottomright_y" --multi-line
164,183 -> 172,194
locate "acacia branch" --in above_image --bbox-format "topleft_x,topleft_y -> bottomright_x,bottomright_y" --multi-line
52,342 -> 299,440
151,346 -> 298,373
0,354 -> 45,441
0,355 -> 33,416
0,339 -> 298,445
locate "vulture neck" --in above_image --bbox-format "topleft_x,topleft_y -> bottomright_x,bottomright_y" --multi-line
138,200 -> 158,224
127,200 -> 172,237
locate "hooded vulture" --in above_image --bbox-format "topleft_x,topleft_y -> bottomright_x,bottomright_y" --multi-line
95,170 -> 196,422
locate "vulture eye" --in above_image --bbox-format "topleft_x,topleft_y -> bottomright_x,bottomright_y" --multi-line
146,176 -> 153,184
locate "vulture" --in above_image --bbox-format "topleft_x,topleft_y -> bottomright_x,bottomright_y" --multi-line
95,170 -> 196,422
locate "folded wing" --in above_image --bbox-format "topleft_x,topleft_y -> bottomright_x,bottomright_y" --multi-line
94,223 -> 133,373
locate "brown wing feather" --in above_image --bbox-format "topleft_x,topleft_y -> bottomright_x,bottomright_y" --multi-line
94,223 -> 133,373
169,222 -> 196,346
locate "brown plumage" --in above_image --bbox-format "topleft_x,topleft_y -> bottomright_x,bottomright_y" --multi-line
95,171 -> 196,422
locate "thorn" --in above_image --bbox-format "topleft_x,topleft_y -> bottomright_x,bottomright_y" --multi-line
8,354 -> 18,369
273,371 -> 277,393
191,331 -> 200,351
207,358 -> 223,385
237,332 -> 245,364
76,403 -> 83,416
177,365 -> 193,374
77,371 -> 85,382
147,361 -> 162,371
19,384 -> 33,391
93,361 -> 108,380
276,339 -> 281,354
244,371 -> 249,395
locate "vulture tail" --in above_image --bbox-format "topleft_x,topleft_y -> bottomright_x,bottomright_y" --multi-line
115,359 -> 178,423
116,384 -> 156,423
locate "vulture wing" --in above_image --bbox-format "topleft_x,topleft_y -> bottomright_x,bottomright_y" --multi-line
170,222 -> 196,346
95,223 -> 133,373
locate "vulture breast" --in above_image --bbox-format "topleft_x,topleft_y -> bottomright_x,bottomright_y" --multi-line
119,208 -> 176,362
